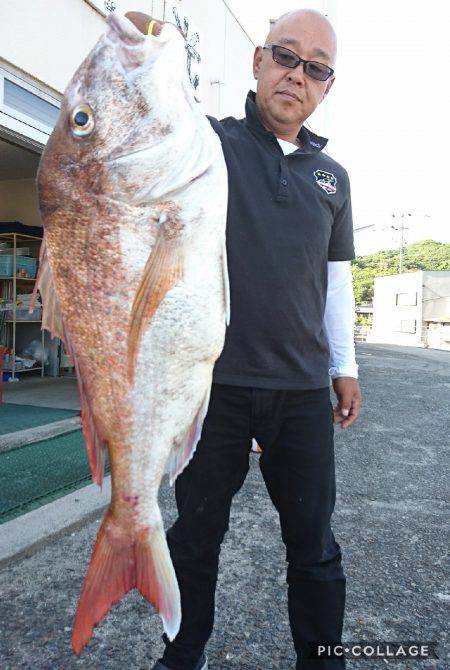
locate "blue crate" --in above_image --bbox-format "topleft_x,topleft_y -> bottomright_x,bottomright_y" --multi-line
0,255 -> 37,278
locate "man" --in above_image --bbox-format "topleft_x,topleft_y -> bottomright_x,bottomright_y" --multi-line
127,8 -> 361,670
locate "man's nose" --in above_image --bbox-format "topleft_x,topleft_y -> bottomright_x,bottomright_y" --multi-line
286,62 -> 306,86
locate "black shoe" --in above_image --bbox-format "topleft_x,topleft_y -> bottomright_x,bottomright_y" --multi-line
152,653 -> 208,670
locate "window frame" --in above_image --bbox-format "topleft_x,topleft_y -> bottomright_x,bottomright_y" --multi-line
0,67 -> 61,139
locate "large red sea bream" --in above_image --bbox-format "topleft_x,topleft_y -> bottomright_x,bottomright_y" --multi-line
34,12 -> 229,655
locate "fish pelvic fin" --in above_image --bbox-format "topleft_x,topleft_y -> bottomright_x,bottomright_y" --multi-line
127,223 -> 184,384
33,236 -> 65,340
71,512 -> 181,656
166,384 -> 212,486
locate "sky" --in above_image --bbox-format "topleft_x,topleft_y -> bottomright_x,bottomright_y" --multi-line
226,0 -> 450,255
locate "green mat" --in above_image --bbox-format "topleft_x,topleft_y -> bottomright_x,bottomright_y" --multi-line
0,403 -> 80,435
0,429 -> 109,524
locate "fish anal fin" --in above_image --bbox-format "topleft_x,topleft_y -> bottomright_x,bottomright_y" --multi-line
166,385 -> 212,486
32,237 -> 65,341
71,514 -> 181,655
128,225 -> 184,383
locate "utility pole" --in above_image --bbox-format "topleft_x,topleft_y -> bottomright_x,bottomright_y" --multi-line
391,213 -> 411,273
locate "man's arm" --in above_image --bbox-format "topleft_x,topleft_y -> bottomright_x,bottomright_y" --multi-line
324,260 -> 362,428
324,260 -> 358,378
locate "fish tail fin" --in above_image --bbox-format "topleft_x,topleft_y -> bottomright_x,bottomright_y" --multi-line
71,513 -> 135,655
71,514 -> 181,656
136,525 -> 181,641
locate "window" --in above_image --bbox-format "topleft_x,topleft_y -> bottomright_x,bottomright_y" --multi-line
0,68 -> 60,137
395,292 -> 417,306
395,319 -> 416,333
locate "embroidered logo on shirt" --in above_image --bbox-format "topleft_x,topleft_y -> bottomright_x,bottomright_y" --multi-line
314,169 -> 337,195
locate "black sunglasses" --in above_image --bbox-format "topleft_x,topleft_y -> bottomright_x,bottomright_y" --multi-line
263,44 -> 334,81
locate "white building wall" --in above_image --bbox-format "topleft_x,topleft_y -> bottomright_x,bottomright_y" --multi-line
0,0 -> 254,120
368,272 -> 424,347
0,0 -> 105,95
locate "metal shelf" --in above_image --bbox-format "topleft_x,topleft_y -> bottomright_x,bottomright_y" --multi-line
0,232 -> 44,380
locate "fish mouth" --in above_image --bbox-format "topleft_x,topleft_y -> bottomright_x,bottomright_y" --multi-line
106,12 -> 182,73
107,12 -> 146,46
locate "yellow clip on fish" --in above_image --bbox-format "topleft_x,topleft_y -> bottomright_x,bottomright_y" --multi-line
147,19 -> 157,36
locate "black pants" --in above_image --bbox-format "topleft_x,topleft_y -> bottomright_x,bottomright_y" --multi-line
159,384 -> 346,670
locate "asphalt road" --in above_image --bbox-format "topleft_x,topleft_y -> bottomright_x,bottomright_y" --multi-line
0,343 -> 448,670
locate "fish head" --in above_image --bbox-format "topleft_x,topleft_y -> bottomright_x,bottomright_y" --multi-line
38,12 -> 196,213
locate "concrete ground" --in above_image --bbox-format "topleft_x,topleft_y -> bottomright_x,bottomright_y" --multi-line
1,377 -> 80,451
2,376 -> 80,410
0,343 -> 448,670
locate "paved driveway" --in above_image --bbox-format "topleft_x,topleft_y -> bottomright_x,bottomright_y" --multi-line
0,343 -> 448,669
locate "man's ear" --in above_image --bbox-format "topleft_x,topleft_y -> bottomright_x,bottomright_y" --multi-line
320,76 -> 335,102
253,46 -> 263,79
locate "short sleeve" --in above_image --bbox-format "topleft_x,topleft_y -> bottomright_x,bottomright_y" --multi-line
206,114 -> 223,139
328,170 -> 356,261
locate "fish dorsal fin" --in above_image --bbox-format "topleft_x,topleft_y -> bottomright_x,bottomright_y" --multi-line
33,238 -> 106,486
32,237 -> 65,341
128,211 -> 184,382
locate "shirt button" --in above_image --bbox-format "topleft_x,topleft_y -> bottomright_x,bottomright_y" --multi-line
281,179 -> 288,186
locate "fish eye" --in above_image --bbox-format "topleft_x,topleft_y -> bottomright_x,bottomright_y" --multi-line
70,105 -> 95,137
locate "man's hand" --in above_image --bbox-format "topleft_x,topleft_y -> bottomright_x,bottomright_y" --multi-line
124,11 -> 163,35
331,377 -> 361,429
124,11 -> 185,38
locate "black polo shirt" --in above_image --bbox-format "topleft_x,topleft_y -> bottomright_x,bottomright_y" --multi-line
208,90 -> 355,390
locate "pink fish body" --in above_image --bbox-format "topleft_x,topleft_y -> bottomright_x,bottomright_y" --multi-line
35,12 -> 229,655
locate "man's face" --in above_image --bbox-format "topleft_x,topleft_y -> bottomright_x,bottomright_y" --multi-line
253,12 -> 336,131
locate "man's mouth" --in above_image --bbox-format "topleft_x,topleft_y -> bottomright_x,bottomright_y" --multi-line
277,90 -> 301,102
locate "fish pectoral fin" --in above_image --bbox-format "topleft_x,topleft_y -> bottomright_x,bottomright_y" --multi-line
71,512 -> 181,655
166,385 -> 212,486
33,236 -> 65,341
128,228 -> 184,381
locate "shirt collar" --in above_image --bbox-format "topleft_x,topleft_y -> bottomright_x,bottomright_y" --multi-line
244,90 -> 328,154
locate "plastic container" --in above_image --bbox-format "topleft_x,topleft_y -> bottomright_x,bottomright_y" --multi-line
5,307 -> 42,321
0,255 -> 37,278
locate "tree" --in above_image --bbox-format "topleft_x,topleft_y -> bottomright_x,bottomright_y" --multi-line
351,239 -> 450,304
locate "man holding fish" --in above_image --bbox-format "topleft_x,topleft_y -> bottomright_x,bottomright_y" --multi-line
36,6 -> 360,670
125,8 -> 361,670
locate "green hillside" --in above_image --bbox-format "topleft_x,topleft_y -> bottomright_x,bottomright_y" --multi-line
351,240 -> 450,304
